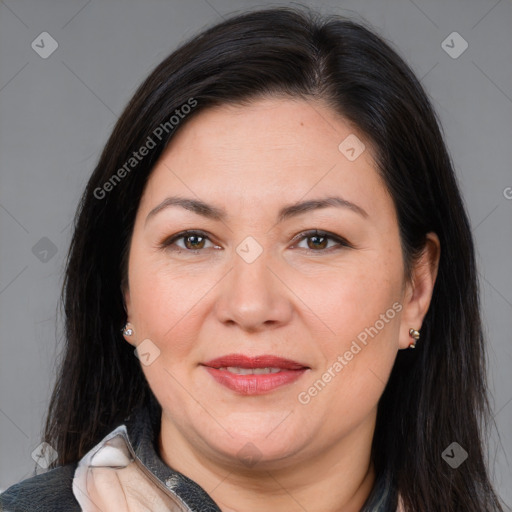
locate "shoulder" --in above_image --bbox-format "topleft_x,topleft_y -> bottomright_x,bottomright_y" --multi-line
0,463 -> 80,512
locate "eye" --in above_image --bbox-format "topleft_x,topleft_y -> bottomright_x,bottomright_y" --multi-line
160,229 -> 352,254
160,230 -> 219,252
291,229 -> 352,252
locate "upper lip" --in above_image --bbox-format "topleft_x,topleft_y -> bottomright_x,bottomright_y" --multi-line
202,354 -> 309,370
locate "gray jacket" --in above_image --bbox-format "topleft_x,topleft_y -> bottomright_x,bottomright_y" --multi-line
0,396 -> 398,511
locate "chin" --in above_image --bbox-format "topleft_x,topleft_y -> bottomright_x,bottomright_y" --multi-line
194,414 -> 311,468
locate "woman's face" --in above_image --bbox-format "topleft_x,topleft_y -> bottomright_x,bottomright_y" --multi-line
124,97 -> 438,470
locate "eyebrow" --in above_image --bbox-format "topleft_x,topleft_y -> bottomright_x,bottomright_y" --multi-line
145,195 -> 368,225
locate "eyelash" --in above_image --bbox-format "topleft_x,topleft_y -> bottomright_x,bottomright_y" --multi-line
159,229 -> 352,254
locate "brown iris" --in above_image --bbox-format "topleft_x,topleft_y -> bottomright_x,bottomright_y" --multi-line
306,233 -> 328,250
184,234 -> 206,250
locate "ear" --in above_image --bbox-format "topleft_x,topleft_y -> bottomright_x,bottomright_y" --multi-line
398,232 -> 440,350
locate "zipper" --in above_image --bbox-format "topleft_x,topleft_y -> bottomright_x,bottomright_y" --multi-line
117,429 -> 194,512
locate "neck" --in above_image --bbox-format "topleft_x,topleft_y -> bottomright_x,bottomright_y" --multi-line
159,411 -> 377,512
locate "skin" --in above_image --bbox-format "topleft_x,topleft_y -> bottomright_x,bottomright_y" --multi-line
123,97 -> 440,512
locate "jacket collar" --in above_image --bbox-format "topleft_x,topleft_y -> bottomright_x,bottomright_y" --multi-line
122,393 -> 222,511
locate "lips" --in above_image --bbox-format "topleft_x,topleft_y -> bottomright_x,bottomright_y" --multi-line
203,354 -> 308,370
202,354 -> 309,395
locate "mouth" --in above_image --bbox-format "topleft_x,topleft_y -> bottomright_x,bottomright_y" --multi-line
201,354 -> 310,395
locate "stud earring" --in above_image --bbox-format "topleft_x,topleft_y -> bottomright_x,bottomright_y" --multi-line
408,328 -> 420,349
122,323 -> 134,337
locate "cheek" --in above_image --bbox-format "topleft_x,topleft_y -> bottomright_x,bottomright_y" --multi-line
298,311 -> 399,438
127,252 -> 216,357
307,254 -> 402,342
127,256 -> 206,412
295,255 -> 402,418
130,247 -> 199,330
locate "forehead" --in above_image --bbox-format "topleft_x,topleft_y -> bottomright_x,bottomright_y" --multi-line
138,97 -> 393,223
166,97 -> 362,162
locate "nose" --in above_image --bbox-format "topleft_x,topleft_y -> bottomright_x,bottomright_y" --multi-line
213,241 -> 294,332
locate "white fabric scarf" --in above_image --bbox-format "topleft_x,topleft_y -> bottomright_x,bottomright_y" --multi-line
72,426 -> 187,512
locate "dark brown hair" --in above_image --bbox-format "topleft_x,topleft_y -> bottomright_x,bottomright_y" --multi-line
44,6 -> 503,511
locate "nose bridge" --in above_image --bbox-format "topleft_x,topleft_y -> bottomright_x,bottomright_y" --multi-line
233,234 -> 277,308
214,234 -> 292,330
234,234 -> 273,288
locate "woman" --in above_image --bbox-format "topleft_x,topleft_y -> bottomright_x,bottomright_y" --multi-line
0,6 -> 504,511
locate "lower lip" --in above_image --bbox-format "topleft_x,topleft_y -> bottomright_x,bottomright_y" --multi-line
204,367 -> 307,395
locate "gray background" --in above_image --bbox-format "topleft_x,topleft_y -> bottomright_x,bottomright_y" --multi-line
0,0 -> 511,506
